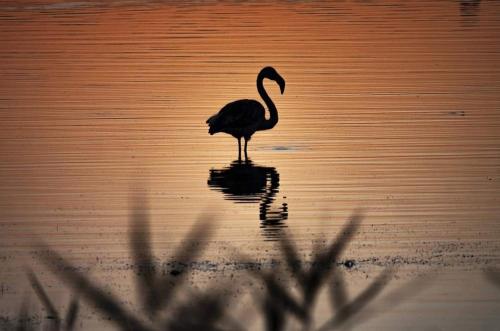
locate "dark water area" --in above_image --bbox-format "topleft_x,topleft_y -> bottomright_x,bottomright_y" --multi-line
1,0 -> 500,329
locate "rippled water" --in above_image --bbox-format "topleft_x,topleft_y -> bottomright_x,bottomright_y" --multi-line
1,0 -> 500,329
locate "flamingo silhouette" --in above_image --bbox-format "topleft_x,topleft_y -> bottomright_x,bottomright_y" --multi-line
206,66 -> 285,160
207,159 -> 288,241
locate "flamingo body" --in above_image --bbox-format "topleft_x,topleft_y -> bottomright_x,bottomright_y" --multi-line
206,66 -> 285,160
207,99 -> 265,139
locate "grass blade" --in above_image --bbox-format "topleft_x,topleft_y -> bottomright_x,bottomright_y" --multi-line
279,234 -> 305,284
319,268 -> 393,330
64,297 -> 79,331
252,270 -> 308,323
303,212 -> 363,305
38,244 -> 154,331
26,269 -> 61,330
262,295 -> 286,331
326,272 -> 432,330
16,297 -> 31,331
129,195 -> 161,314
329,268 -> 349,314
154,218 -> 213,311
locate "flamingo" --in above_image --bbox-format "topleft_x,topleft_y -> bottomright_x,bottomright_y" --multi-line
206,66 -> 285,160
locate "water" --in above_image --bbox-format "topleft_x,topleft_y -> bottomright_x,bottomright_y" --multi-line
1,1 -> 500,329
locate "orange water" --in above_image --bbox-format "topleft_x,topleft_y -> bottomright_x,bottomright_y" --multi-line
1,1 -> 500,329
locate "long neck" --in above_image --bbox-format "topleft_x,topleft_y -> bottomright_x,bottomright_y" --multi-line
257,72 -> 278,131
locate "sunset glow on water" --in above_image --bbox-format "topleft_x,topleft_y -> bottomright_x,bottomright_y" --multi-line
1,1 -> 500,329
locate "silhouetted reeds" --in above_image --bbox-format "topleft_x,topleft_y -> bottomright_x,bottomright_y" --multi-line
27,270 -> 79,331
33,196 -> 240,331
8,198 -> 429,331
15,298 -> 31,331
129,195 -> 213,317
320,268 -> 393,331
2,272 -> 80,331
246,211 -> 398,331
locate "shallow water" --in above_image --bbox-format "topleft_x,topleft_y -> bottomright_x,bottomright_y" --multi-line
1,0 -> 500,329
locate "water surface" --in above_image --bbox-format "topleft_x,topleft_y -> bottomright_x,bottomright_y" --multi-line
1,0 -> 500,329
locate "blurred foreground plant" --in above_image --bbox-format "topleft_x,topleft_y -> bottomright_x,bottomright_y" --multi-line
34,195 -> 240,331
10,200 -> 427,331
247,211 -> 396,331
1,271 -> 79,331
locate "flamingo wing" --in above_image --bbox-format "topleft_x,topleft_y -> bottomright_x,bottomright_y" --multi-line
207,99 -> 265,135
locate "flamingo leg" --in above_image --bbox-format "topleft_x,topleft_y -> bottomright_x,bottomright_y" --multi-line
244,138 -> 248,160
238,137 -> 242,161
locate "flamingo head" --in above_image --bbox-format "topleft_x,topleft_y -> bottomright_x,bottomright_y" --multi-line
261,66 -> 285,94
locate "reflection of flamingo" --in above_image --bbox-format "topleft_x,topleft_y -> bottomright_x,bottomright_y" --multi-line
206,67 -> 285,160
207,160 -> 288,241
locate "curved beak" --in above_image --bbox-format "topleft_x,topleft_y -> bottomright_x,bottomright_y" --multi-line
278,78 -> 286,94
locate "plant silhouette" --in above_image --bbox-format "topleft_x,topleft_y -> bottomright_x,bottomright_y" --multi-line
246,211 -> 398,331
35,195 -> 239,331
12,200 -> 427,331
26,270 -> 80,331
2,271 -> 79,331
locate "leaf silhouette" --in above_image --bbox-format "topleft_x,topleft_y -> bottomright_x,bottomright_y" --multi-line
302,212 -> 362,306
64,297 -> 79,331
129,195 -> 161,315
329,267 -> 349,313
257,270 -> 308,323
38,245 -> 154,331
325,271 -> 433,330
279,234 -> 306,284
262,294 -> 286,331
153,218 -> 213,312
320,268 -> 393,330
16,296 -> 32,331
26,270 -> 61,330
250,211 -> 366,331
